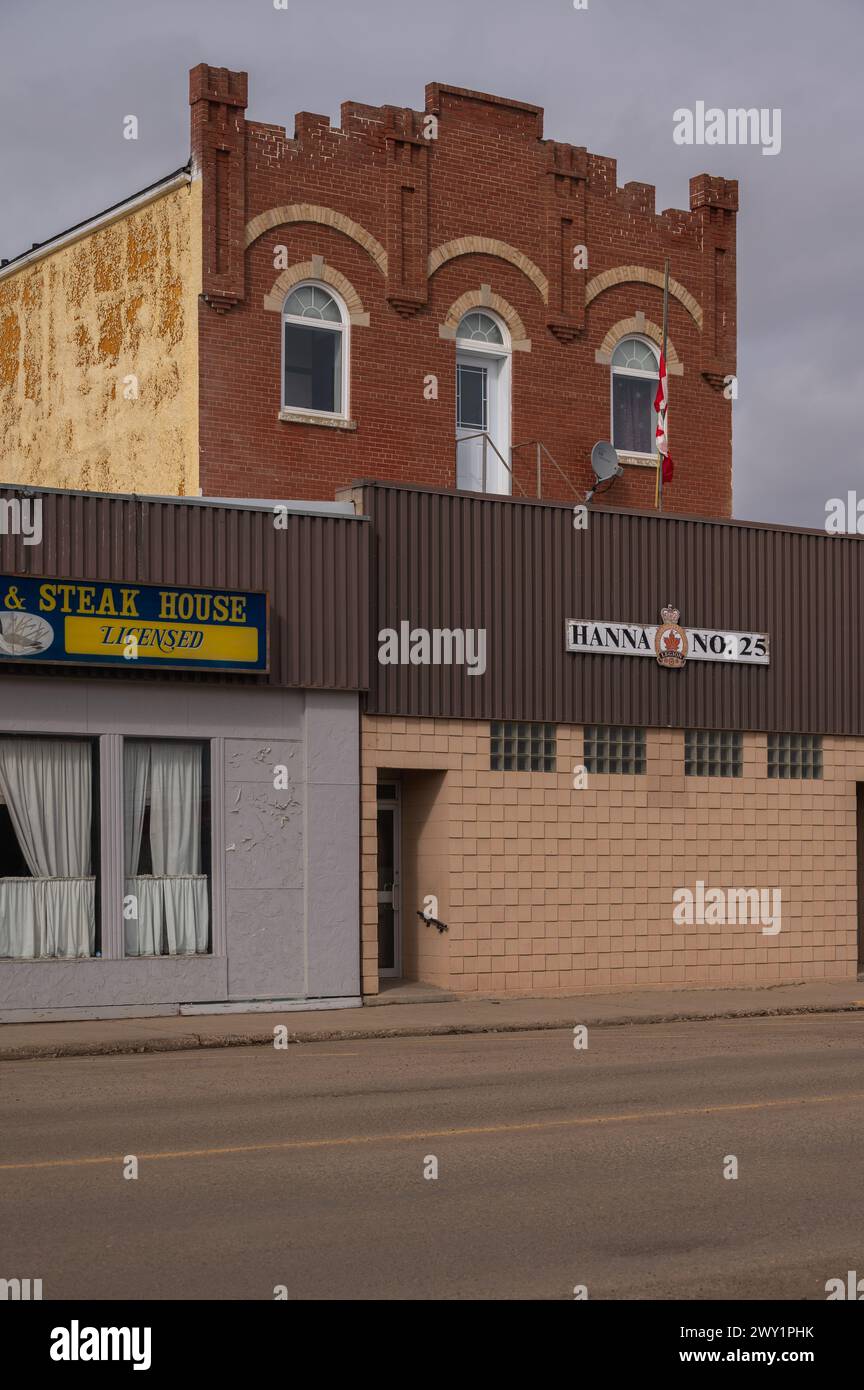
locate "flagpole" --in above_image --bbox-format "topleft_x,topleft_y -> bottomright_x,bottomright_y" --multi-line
657,257 -> 670,512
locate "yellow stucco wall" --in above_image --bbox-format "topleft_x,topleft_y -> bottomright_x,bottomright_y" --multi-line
0,178 -> 201,495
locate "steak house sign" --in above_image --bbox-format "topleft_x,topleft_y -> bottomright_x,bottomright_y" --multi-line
565,606 -> 770,668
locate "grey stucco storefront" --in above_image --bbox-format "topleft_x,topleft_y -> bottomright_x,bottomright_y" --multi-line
0,488 -> 369,1022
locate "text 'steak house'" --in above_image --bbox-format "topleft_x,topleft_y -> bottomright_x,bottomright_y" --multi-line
0,484 -> 862,1018
0,490 -> 368,1021
2,65 -> 860,1022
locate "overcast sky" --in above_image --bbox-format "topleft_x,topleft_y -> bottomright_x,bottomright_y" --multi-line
1,0 -> 861,527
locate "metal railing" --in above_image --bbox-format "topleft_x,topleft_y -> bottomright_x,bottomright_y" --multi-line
455,434 -> 581,501
454,432 -> 526,497
510,440 -> 582,501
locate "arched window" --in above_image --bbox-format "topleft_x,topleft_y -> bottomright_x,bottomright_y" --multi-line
457,311 -> 505,346
455,310 -> 511,495
282,283 -> 348,416
611,336 -> 659,456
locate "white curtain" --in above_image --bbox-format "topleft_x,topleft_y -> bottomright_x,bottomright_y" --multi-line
0,879 -> 39,959
123,741 -> 153,957
149,742 -> 201,876
124,741 -> 208,957
124,875 -> 165,957
0,738 -> 94,959
123,741 -> 150,880
162,875 -> 209,955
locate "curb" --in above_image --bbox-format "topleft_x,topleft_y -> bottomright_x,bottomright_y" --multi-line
1,1001 -> 861,1062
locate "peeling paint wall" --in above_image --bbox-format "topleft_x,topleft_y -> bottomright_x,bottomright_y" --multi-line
0,180 -> 201,495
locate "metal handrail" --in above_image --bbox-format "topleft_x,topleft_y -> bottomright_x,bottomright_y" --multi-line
455,432 -> 527,497
455,434 -> 581,501
510,439 -> 582,501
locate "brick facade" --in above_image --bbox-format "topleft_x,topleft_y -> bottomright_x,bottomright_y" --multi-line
361,718 -> 858,997
191,66 -> 737,517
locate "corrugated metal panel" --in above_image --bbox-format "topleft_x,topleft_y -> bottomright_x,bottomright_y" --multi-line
362,483 -> 864,735
0,489 -> 369,692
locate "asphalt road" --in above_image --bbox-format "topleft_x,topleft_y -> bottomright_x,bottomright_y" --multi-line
2,1013 -> 864,1300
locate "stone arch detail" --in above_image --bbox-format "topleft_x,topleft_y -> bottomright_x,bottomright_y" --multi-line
428,237 -> 548,304
439,286 -> 531,351
245,204 -> 388,275
596,316 -> 682,372
585,265 -> 703,331
263,259 -> 369,325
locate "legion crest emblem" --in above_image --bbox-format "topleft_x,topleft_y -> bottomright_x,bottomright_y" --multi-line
654,604 -> 688,669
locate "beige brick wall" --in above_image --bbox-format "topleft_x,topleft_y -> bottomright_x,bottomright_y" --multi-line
361,717 -> 862,997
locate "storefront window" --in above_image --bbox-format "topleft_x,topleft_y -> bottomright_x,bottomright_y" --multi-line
123,739 -> 211,956
0,736 -> 99,960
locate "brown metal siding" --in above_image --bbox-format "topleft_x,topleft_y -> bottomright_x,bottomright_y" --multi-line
0,489 -> 369,692
363,483 -> 864,736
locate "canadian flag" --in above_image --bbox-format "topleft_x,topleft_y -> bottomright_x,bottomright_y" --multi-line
654,353 -> 674,484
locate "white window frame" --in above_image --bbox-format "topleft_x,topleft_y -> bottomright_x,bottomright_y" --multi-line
455,310 -> 512,494
610,334 -> 660,461
281,281 -> 350,420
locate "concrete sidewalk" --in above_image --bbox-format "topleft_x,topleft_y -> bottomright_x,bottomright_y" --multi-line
1,978 -> 863,1061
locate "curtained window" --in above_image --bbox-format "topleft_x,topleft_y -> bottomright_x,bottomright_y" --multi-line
0,737 -> 99,960
123,739 -> 211,956
611,337 -> 659,456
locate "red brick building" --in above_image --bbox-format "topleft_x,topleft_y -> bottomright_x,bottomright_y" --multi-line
192,63 -> 737,515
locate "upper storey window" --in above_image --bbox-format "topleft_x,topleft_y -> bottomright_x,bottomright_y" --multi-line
457,312 -> 505,346
611,336 -> 659,457
282,284 -> 347,416
455,310 -> 511,495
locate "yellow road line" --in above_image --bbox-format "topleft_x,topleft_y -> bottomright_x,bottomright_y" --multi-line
2,1089 -> 864,1173
301,1051 -> 362,1057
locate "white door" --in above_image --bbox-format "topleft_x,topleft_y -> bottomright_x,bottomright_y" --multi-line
456,349 -> 511,494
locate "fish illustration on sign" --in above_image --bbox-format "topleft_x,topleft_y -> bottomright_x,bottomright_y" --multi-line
0,612 -> 54,657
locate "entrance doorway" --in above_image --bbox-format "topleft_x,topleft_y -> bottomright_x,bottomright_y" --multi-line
455,310 -> 511,494
377,780 -> 401,977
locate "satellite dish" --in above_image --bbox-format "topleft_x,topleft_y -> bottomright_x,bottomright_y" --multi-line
586,441 -> 623,502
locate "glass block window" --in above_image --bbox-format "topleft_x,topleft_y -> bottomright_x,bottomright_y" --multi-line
490,722 -> 556,772
767,733 -> 823,779
685,730 -> 744,777
583,726 -> 646,775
